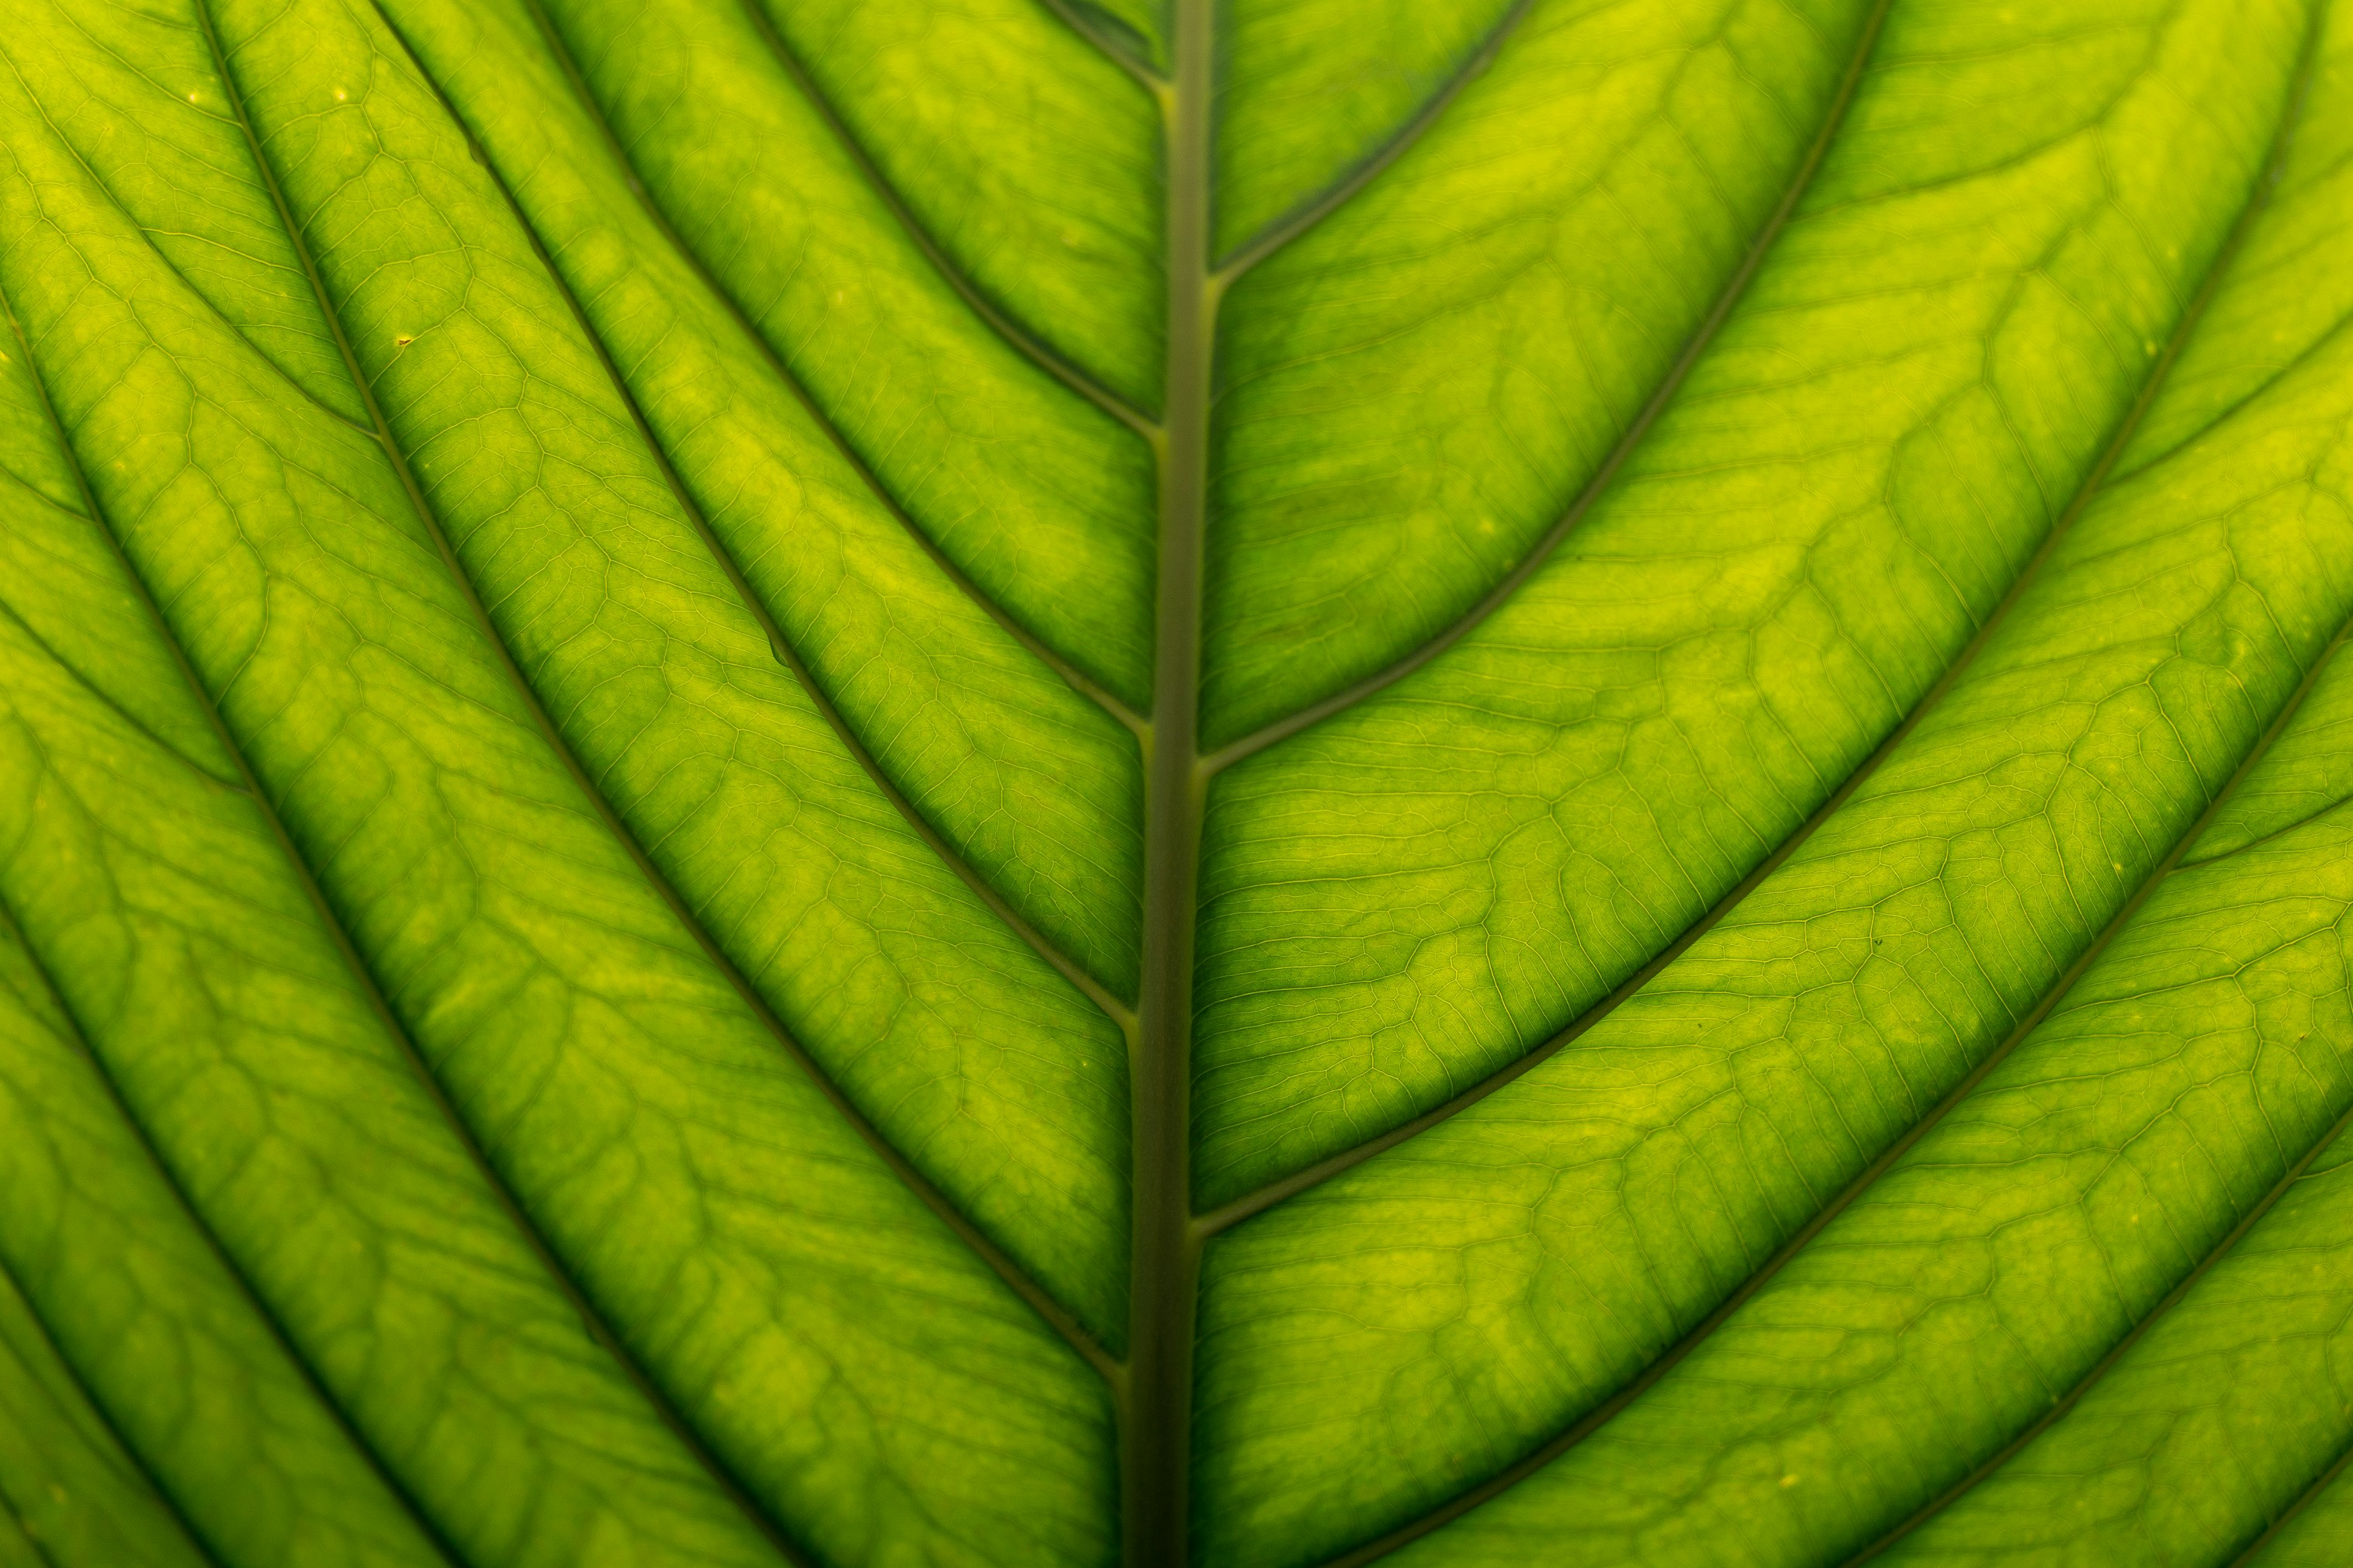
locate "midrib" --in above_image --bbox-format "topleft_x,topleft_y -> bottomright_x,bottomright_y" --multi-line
1125,0 -> 1215,1558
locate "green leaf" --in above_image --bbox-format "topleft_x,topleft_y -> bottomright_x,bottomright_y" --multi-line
3,0 -> 2353,1564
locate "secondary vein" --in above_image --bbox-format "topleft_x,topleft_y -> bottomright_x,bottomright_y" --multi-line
1201,0 -> 1918,1231
0,590 -> 242,793
0,1497 -> 62,1568
1204,0 -> 2318,1234
382,2 -> 1134,1028
1847,1049 -> 2353,1562
1211,0 -> 1539,282
2228,1421 -> 2353,1565
368,0 -> 1125,1385
728,0 -> 1161,438
1326,565 -> 2353,1568
197,9 -> 902,1557
518,0 -> 1150,739
1029,0 -> 1166,88
1292,2 -> 2327,1560
0,902 -> 300,1568
0,267 -> 467,1568
1202,0 -> 1895,777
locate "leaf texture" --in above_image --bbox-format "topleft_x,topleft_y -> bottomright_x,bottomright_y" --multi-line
2,0 -> 2353,1566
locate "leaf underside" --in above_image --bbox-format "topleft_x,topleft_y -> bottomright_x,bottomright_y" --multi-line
2,0 -> 2353,1566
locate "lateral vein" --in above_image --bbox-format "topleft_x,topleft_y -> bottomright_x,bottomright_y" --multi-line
4,18 -> 377,443
377,2 -> 1136,1030
1029,0 -> 1165,88
1323,581 -> 2353,1568
1846,1009 -> 2353,1561
363,0 -> 1126,1388
192,8 -> 827,1557
1211,0 -> 1538,282
0,591 -> 244,794
0,265 -> 467,1568
1199,0 -> 1935,1231
0,1497 -> 61,1568
1204,0 -> 2316,1231
733,0 -> 1159,438
518,0 -> 1150,739
1291,2 -> 2330,1559
2227,1420 -> 2353,1566
1202,0 -> 1895,777
0,908 -> 257,1568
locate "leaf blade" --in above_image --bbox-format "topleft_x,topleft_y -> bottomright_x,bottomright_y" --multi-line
12,0 -> 2353,1561
1193,4 -> 2330,1559
0,0 -> 1121,1558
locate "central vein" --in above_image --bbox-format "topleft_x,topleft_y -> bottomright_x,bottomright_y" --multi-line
1126,0 -> 1215,1559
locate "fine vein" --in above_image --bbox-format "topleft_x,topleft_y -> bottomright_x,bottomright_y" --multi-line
1324,566 -> 2353,1568
729,0 -> 1160,438
1211,0 -> 1539,282
362,0 -> 1121,1382
0,902 -> 300,1568
0,590 -> 241,793
0,271 -> 467,1568
1848,1028 -> 2353,1561
1191,396 -> 2065,1227
1030,0 -> 1166,89
1209,0 -> 2313,1232
2230,1419 -> 2353,1565
200,9 -> 931,1554
1306,9 -> 2326,1558
203,9 -> 851,1555
1203,0 -> 1894,776
378,2 -> 1134,1030
518,0 -> 1149,739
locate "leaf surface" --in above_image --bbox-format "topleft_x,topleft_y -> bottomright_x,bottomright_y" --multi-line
3,1 -> 2353,1566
